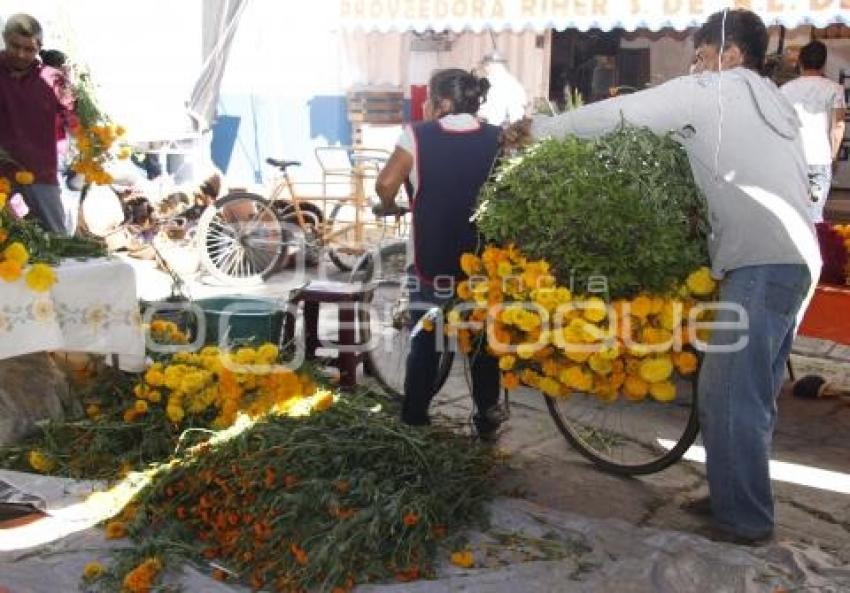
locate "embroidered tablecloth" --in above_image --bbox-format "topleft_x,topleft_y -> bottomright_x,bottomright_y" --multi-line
0,258 -> 144,364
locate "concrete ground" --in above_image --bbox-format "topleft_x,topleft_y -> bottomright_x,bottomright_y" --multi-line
2,253 -> 848,592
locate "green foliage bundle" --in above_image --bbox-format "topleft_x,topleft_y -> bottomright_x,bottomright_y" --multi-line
476,125 -> 709,298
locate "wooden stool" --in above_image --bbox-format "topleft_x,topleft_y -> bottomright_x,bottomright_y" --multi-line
287,281 -> 374,389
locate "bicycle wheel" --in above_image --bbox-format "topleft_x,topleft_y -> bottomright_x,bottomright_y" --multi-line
196,192 -> 286,286
545,373 -> 700,475
327,202 -> 395,272
360,242 -> 454,399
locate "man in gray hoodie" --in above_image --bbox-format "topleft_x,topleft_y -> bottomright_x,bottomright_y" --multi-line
529,9 -> 820,543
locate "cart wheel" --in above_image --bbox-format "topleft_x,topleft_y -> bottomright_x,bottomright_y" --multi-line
545,373 -> 700,476
274,201 -> 324,267
196,192 -> 286,286
356,242 -> 454,399
327,202 -> 390,272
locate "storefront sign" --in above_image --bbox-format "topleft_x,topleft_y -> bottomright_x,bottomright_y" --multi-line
336,0 -> 849,31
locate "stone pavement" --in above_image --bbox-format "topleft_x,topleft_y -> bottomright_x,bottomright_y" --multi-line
4,256 -> 842,592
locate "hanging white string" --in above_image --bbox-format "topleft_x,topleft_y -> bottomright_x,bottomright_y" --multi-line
713,8 -> 728,180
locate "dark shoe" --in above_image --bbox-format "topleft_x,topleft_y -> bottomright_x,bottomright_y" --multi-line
681,495 -> 713,517
697,522 -> 775,547
474,405 -> 506,441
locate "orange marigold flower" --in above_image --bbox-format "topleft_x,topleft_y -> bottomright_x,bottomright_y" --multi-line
14,170 -> 35,185
403,512 -> 419,527
290,542 -> 308,566
212,569 -> 228,582
450,549 -> 475,568
104,520 -> 127,539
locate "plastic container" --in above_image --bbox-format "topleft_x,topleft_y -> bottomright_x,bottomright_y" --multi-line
195,296 -> 285,346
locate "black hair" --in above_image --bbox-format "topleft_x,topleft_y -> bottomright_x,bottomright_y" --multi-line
428,68 -> 490,116
693,9 -> 768,72
799,40 -> 827,71
39,49 -> 67,68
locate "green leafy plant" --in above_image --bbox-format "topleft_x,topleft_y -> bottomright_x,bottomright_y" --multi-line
475,124 -> 709,298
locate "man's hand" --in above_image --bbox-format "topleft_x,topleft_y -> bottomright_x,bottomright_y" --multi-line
499,117 -> 533,152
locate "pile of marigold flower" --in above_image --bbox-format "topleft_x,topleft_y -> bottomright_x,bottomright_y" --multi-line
450,245 -> 717,403
82,393 -> 495,593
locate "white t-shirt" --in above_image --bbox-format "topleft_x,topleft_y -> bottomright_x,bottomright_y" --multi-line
781,75 -> 846,166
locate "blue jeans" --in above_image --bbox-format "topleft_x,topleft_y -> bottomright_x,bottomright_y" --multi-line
698,264 -> 811,538
402,273 -> 500,427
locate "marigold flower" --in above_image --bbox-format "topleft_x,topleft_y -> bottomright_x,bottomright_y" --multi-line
0,176 -> 10,193
673,351 -> 699,375
14,170 -> 35,185
28,449 -> 55,473
134,399 -> 149,414
649,380 -> 676,402
450,550 -> 475,568
86,403 -> 101,419
630,295 -> 652,319
104,520 -> 127,539
501,372 -> 520,390
0,192 -> 6,209
638,356 -> 673,384
0,259 -> 23,282
623,375 -> 649,401
3,241 -> 28,266
460,253 -> 482,276
24,262 -> 56,292
290,543 -> 308,565
402,511 -> 419,527
686,267 -> 716,297
82,561 -> 105,580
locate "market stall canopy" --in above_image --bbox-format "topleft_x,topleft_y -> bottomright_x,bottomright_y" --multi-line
334,0 -> 850,32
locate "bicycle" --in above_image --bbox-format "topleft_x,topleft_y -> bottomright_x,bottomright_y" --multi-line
195,148 -> 410,286
356,241 -> 701,476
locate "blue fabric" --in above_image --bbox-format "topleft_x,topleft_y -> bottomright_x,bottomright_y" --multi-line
402,272 -> 500,427
410,121 -> 500,282
697,263 -> 811,539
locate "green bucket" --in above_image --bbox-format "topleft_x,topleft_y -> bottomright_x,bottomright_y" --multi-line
195,296 -> 285,346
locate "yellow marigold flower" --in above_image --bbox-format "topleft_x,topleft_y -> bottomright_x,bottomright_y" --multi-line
421,317 -> 435,332
555,287 -> 572,305
564,348 -> 590,364
234,347 -> 257,365
24,263 -> 57,292
638,356 -> 673,384
623,375 -> 649,401
86,403 -> 101,419
14,170 -> 35,185
312,390 -> 334,412
630,295 -> 652,319
450,550 -> 475,569
82,561 -> 105,581
3,241 -> 29,266
542,358 -> 559,377
123,409 -> 137,423
147,389 -> 162,403
498,355 -> 516,371
501,372 -> 519,390
166,405 -> 184,423
496,259 -> 513,277
588,353 -> 613,375
104,520 -> 127,539
257,343 -> 279,363
649,380 -> 677,402
673,351 -> 699,375
686,267 -> 717,297
460,253 -> 482,276
0,192 -> 6,208
582,297 -> 607,323
538,377 -> 562,397
516,343 -> 536,360
649,296 -> 665,315
134,399 -> 148,414
28,450 -> 55,473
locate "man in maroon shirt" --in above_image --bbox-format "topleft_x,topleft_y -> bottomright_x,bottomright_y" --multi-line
0,13 -> 73,233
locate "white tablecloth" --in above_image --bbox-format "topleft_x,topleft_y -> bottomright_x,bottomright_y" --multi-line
0,258 -> 144,367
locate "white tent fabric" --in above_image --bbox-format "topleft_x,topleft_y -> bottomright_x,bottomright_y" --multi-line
332,0 -> 850,32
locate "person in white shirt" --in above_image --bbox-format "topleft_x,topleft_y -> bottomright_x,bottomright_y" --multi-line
476,52 -> 528,126
782,40 -> 847,223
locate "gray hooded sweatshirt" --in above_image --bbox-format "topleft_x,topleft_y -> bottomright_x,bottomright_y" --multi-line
532,68 -> 821,280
